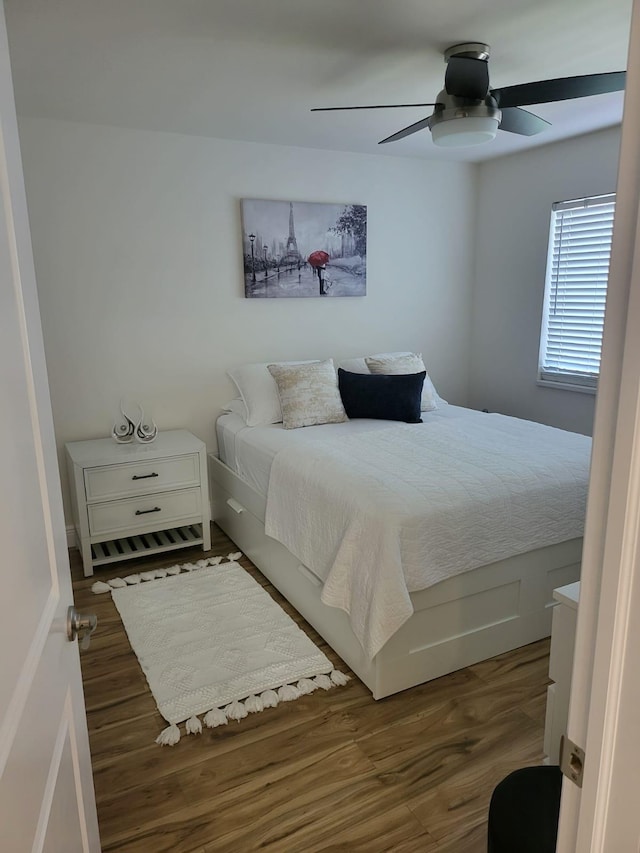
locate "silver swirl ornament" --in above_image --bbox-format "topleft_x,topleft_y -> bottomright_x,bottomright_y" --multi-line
112,400 -> 135,443
135,404 -> 158,443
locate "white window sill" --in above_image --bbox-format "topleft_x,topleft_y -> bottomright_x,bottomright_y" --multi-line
536,378 -> 597,395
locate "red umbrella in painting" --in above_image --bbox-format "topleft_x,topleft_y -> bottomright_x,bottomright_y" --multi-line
307,250 -> 330,268
308,250 -> 330,295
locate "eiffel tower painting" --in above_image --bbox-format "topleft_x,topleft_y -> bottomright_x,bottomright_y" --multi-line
282,202 -> 302,265
240,197 -> 367,298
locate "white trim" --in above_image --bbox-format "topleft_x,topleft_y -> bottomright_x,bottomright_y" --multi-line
536,379 -> 598,395
66,525 -> 77,549
557,1 -> 640,847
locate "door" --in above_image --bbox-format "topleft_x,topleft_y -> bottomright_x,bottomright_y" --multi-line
0,3 -> 100,851
556,0 -> 640,849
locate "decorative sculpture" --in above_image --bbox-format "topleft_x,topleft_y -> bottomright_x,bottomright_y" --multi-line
134,404 -> 158,443
112,400 -> 135,443
112,401 -> 158,444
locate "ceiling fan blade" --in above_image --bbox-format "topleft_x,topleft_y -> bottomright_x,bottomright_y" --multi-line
445,56 -> 490,100
499,107 -> 551,136
311,103 -> 439,112
493,70 -> 625,109
378,116 -> 432,144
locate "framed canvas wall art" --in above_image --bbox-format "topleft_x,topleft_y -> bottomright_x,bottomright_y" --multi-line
241,198 -> 367,298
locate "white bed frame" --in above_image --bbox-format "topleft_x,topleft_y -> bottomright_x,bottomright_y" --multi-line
209,453 -> 582,699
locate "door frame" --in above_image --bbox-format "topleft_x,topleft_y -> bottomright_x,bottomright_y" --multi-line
557,0 -> 640,848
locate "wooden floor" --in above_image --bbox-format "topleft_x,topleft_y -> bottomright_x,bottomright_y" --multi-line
72,523 -> 551,852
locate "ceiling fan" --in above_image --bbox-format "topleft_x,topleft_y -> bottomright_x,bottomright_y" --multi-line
311,43 -> 626,148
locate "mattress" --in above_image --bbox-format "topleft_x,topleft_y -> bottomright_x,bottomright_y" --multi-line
216,404 -> 472,497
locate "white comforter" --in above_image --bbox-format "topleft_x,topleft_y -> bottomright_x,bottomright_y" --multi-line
264,410 -> 591,659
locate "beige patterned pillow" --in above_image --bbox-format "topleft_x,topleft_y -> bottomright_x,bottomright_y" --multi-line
267,360 -> 348,429
365,353 -> 437,412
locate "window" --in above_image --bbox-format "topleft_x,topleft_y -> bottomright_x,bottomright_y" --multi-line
538,192 -> 616,391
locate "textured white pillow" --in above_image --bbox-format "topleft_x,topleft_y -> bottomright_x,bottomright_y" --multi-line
222,399 -> 248,420
267,359 -> 348,429
227,360 -> 317,426
365,353 -> 437,412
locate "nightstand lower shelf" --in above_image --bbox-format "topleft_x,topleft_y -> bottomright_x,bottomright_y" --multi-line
90,523 -> 205,567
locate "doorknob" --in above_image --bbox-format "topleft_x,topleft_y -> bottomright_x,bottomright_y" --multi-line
66,606 -> 98,651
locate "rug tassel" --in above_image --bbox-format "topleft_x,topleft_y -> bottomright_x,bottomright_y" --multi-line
278,684 -> 300,702
244,694 -> 263,714
225,700 -> 248,721
260,690 -> 279,709
91,554 -> 242,594
203,708 -> 228,728
296,678 -> 318,695
185,715 -> 202,735
313,674 -> 333,691
330,670 -> 351,686
156,723 -> 181,746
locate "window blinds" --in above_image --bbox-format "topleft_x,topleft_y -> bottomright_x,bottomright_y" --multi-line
539,193 -> 615,389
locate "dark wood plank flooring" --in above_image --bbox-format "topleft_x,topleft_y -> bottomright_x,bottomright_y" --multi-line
71,524 -> 550,852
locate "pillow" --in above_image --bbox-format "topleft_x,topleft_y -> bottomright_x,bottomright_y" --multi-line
267,360 -> 348,429
338,357 -> 369,375
338,368 -> 425,423
227,360 -> 318,426
365,352 -> 438,412
222,399 -> 248,420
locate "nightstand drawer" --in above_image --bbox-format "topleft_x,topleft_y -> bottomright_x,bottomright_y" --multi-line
88,488 -> 202,537
84,454 -> 199,502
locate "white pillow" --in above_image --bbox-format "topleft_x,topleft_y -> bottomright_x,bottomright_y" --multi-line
222,399 -> 248,420
267,359 -> 348,429
338,357 -> 369,374
227,360 -> 318,426
365,353 -> 437,412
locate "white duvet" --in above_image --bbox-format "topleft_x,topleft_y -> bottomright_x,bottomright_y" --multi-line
264,410 -> 591,660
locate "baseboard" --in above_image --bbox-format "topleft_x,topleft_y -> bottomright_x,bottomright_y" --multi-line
66,525 -> 77,549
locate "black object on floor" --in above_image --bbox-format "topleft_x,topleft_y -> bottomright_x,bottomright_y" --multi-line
487,765 -> 563,852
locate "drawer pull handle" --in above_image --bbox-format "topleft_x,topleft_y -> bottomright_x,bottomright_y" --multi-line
226,498 -> 245,515
135,506 -> 162,515
132,472 -> 159,480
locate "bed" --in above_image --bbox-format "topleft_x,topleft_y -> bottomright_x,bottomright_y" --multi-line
209,401 -> 589,700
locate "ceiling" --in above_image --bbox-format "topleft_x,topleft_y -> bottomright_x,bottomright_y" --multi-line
4,0 -> 634,163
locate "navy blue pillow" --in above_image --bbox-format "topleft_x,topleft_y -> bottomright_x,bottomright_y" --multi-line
338,369 -> 425,423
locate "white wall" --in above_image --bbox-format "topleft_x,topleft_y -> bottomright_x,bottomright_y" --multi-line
469,126 -> 622,435
17,117 -> 477,519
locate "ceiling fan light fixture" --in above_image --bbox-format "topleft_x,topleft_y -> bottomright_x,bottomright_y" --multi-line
429,102 -> 502,148
431,114 -> 499,147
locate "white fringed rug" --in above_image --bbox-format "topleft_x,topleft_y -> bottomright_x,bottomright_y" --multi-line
92,553 -> 349,745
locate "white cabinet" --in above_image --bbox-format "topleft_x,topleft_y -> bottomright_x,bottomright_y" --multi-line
544,581 -> 580,764
66,430 -> 211,576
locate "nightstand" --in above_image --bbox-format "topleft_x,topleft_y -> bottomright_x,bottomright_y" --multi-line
543,581 -> 580,764
66,429 -> 211,577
